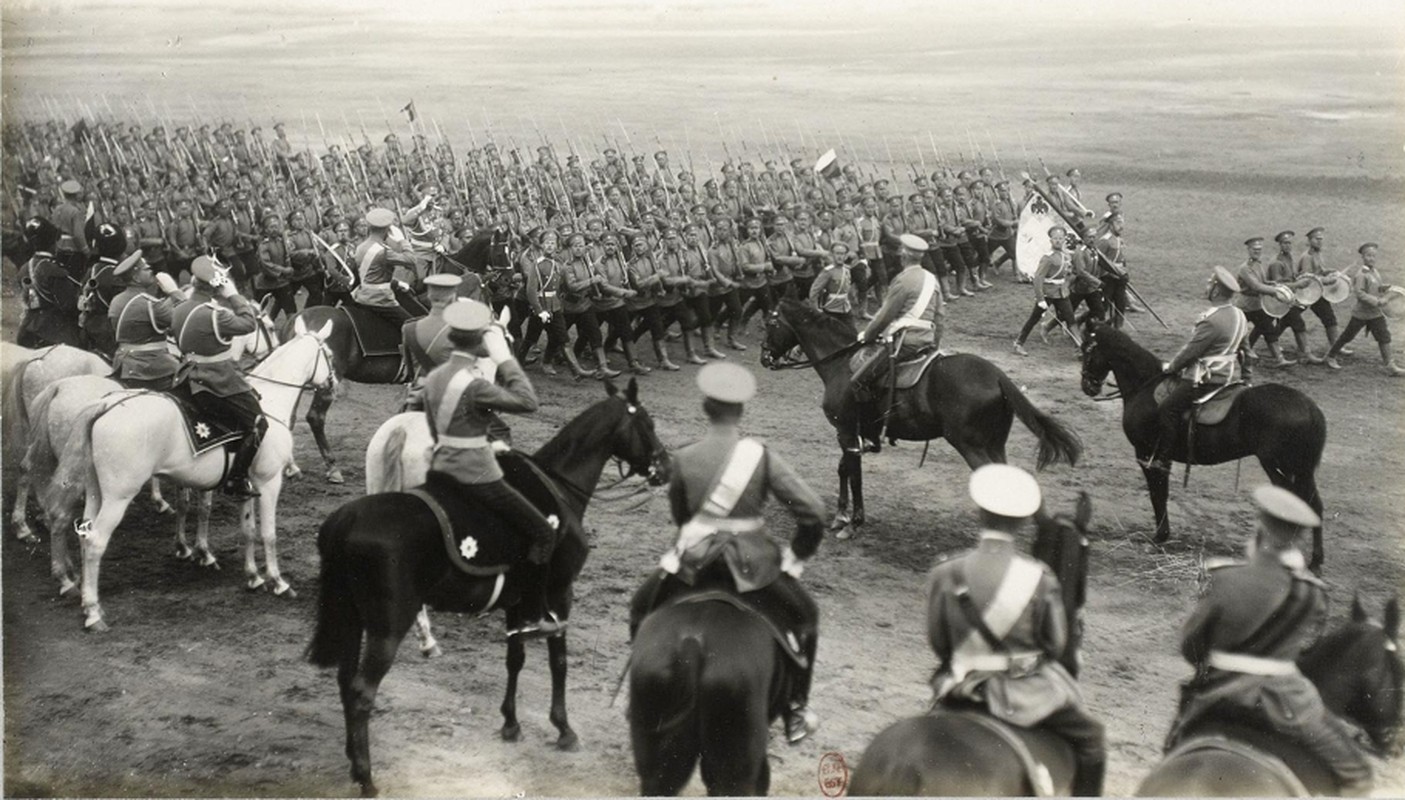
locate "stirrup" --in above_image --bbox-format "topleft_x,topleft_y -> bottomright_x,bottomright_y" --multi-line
785,707 -> 819,744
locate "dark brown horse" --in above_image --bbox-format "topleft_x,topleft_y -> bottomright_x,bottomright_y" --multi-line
845,494 -> 1094,796
1137,595 -> 1402,796
760,298 -> 1081,538
1078,323 -> 1329,571
306,380 -> 670,797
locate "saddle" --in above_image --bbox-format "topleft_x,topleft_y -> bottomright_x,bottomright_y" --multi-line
338,301 -> 416,357
893,346 -> 944,390
409,455 -> 576,577
936,708 -> 1074,797
163,387 -> 245,456
1154,378 -> 1247,426
660,587 -> 810,669
1169,716 -> 1334,795
675,530 -> 783,594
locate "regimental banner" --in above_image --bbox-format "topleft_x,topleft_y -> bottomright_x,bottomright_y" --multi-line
1015,193 -> 1061,279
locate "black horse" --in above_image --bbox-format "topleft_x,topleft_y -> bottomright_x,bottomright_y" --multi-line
1078,323 -> 1329,570
760,298 -> 1081,538
846,494 -> 1094,796
306,380 -> 670,797
1137,595 -> 1402,796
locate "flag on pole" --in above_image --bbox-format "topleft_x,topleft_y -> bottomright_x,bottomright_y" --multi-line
401,101 -> 417,123
1015,193 -> 1061,280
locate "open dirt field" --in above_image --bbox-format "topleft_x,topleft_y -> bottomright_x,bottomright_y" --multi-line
3,3 -> 1403,796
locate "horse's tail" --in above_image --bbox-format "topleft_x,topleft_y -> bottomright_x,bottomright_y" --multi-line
375,424 -> 409,494
632,631 -> 704,736
21,382 -> 62,480
997,372 -> 1083,470
306,503 -> 363,668
41,396 -> 115,522
4,356 -> 35,450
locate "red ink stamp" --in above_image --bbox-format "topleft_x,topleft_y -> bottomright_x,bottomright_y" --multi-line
818,751 -> 848,797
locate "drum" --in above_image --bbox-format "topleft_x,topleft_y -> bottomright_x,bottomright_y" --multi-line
1293,274 -> 1324,306
1382,286 -> 1405,320
1319,271 -> 1352,304
1261,285 -> 1295,319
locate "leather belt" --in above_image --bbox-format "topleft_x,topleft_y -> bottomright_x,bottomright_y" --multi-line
1208,650 -> 1300,676
119,341 -> 170,353
436,434 -> 489,449
184,351 -> 233,364
957,651 -> 1044,674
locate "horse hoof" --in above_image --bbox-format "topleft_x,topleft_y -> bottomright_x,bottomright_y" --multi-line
501,724 -> 521,742
272,580 -> 296,598
16,529 -> 36,544
556,732 -> 580,752
420,644 -> 443,659
58,578 -> 78,597
83,613 -> 109,633
174,545 -> 193,561
153,500 -> 175,515
284,463 -> 302,479
359,781 -> 378,798
199,554 -> 220,570
836,526 -> 855,541
327,468 -> 345,485
246,576 -> 267,592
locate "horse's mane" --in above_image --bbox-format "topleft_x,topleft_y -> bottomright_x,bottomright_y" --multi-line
777,298 -> 857,346
1088,323 -> 1162,375
1300,620 -> 1381,674
532,395 -> 623,476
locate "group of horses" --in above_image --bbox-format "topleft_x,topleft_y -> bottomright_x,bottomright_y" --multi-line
2,259 -> 1393,797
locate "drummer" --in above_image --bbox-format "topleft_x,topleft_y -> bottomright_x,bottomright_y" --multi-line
1296,227 -> 1351,355
1325,242 -> 1404,377
1266,230 -> 1325,364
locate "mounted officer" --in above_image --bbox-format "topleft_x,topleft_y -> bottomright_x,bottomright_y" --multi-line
1165,485 -> 1373,796
629,362 -> 827,744
1148,266 -> 1249,473
850,233 -> 945,452
172,256 -> 265,498
108,250 -> 185,389
926,464 -> 1106,797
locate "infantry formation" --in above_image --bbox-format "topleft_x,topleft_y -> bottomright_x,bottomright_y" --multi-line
3,113 -> 1403,798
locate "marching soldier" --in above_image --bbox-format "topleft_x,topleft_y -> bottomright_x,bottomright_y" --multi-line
629,362 -> 827,744
808,241 -> 856,323
172,256 -> 265,498
1165,485 -> 1372,796
987,180 -> 1019,274
1013,226 -> 1081,357
624,231 -> 679,372
682,223 -> 727,361
1147,267 -> 1249,473
1325,243 -> 1404,376
164,198 -> 203,282
593,231 -> 650,375
851,234 -> 945,452
134,199 -> 170,278
1093,214 -> 1131,327
1266,230 -> 1325,364
108,250 -> 185,389
1235,236 -> 1295,368
52,179 -> 89,273
926,464 -> 1106,797
705,217 -> 748,351
422,300 -> 560,640
1297,226 -> 1351,355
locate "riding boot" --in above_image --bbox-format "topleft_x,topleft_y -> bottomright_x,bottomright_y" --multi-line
701,326 -> 727,359
623,340 -> 652,375
682,332 -> 707,365
653,339 -> 681,371
1071,756 -> 1106,797
594,346 -> 622,379
857,401 -> 883,453
224,417 -> 267,498
784,632 -> 820,744
507,562 -> 563,640
562,347 -> 593,380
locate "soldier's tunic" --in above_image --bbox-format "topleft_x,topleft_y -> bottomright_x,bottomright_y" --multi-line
135,218 -> 169,273
1235,257 -> 1283,344
165,215 -> 201,278
351,237 -> 415,323
172,288 -> 262,436
17,250 -> 83,348
80,256 -> 124,356
1093,231 -> 1129,317
860,261 -> 945,355
51,199 -> 88,266
1168,550 -> 1372,795
808,261 -> 853,319
1153,303 -> 1249,466
1297,248 -> 1340,328
706,238 -> 745,326
109,285 -> 181,388
1016,249 -> 1078,346
1328,261 -> 1394,355
926,532 -> 1106,795
1267,251 -> 1308,335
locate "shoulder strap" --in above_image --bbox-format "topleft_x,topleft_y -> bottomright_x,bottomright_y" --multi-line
698,437 -> 766,518
433,367 -> 478,436
953,557 -> 1046,651
1234,575 -> 1315,655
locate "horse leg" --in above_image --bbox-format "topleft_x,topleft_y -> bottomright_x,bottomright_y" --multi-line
1282,471 -> 1326,574
698,687 -> 770,796
341,631 -> 404,798
851,449 -> 866,528
193,491 -> 218,568
241,499 -> 264,591
255,474 -> 295,597
547,633 -> 578,751
44,487 -> 78,597
11,468 -> 35,542
1141,463 -> 1173,544
78,490 -> 137,632
149,477 -> 175,515
413,606 -> 442,658
831,445 -> 852,533
307,386 -> 345,484
500,634 -> 527,742
834,448 -> 862,540
173,486 -> 194,560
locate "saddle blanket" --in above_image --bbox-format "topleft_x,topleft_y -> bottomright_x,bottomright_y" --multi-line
338,301 -> 413,357
663,588 -> 809,669
937,709 -> 1074,797
848,346 -> 945,391
1153,378 -> 1247,426
410,456 -> 575,577
161,389 -> 244,456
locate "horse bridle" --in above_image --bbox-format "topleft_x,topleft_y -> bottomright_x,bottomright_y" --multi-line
610,402 -> 667,485
245,335 -> 338,394
759,312 -> 865,370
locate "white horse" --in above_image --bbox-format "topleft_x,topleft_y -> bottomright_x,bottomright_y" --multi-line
22,318 -> 281,597
45,317 -> 335,631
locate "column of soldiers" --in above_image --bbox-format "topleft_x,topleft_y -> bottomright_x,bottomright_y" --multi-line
6,117 -> 1079,375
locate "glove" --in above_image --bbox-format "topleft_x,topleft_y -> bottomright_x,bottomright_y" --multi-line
433,244 -> 446,254
1161,361 -> 1172,374
394,280 -> 411,293
490,439 -> 512,454
483,326 -> 513,364
1037,300 -> 1049,310
780,546 -> 805,579
216,281 -> 237,299
538,310 -> 552,323
154,272 -> 180,296
855,330 -> 866,344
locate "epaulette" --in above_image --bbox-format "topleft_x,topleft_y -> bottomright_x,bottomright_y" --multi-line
1204,557 -> 1242,571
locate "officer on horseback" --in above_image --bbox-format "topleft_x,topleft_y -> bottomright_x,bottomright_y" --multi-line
351,207 -> 419,325
851,233 -> 945,452
1165,485 -> 1373,795
926,465 -> 1106,797
109,250 -> 185,390
1148,266 -> 1249,473
629,362 -> 827,744
421,300 -> 560,640
172,256 -> 266,499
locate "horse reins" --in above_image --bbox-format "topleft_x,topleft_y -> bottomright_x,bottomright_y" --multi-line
765,337 -> 865,370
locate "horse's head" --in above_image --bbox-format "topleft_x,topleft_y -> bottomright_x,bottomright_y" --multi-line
759,307 -> 798,370
602,378 -> 671,486
1303,595 -> 1404,756
1079,323 -> 1112,397
1032,492 -> 1093,677
230,296 -> 281,362
290,316 -> 339,393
